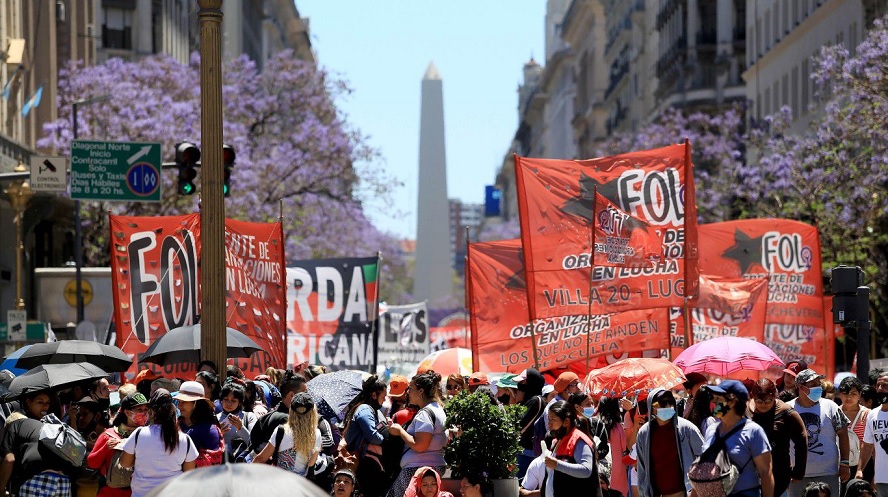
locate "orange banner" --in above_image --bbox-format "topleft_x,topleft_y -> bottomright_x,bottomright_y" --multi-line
514,142 -> 698,320
467,239 -> 670,373
110,214 -> 287,379
697,219 -> 832,377
670,276 -> 770,355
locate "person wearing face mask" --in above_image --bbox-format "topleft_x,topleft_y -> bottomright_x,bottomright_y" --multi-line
635,389 -> 704,497
340,375 -> 390,497
496,374 -> 520,405
700,381 -> 774,497
747,379 -> 807,497
787,369 -> 851,497
87,392 -> 151,497
542,400 -> 601,497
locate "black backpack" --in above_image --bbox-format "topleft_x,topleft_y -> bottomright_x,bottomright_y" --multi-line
381,406 -> 436,480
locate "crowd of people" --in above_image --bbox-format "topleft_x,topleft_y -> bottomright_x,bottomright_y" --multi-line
0,358 -> 886,497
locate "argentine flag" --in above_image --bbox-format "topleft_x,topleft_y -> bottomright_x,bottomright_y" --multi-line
21,85 -> 43,117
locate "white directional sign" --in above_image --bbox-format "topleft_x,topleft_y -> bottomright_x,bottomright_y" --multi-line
7,310 -> 26,341
30,156 -> 68,192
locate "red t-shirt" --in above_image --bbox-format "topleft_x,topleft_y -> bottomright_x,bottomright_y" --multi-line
650,421 -> 684,495
393,406 -> 418,426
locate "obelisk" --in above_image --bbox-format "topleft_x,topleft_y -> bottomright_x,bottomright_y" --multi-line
413,62 -> 455,304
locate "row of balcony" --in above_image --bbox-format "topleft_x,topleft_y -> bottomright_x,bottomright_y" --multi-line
655,35 -> 687,77
656,0 -> 680,30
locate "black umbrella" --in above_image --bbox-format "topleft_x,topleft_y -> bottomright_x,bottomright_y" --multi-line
140,324 -> 264,366
306,370 -> 365,422
15,340 -> 132,371
6,363 -> 109,400
145,463 -> 330,497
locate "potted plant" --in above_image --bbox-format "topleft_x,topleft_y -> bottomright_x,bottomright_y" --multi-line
443,391 -> 524,497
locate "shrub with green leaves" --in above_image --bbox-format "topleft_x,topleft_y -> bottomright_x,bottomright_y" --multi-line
444,391 -> 524,479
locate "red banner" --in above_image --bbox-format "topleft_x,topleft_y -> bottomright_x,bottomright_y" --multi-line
670,276 -> 770,355
593,191 -> 664,267
514,142 -> 698,320
697,219 -> 832,376
467,239 -> 670,373
110,214 -> 286,379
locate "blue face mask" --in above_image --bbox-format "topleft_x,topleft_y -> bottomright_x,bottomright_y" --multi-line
583,407 -> 595,418
655,407 -> 676,422
807,386 -> 823,402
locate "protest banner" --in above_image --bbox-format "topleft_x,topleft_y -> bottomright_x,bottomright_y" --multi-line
110,214 -> 286,378
286,256 -> 380,371
514,142 -> 698,320
377,302 -> 430,368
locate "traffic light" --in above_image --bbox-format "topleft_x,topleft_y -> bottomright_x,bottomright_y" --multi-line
175,142 -> 200,195
223,144 -> 235,197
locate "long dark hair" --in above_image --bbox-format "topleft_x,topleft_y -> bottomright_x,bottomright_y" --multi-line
190,398 -> 220,426
150,395 -> 180,453
195,370 -> 221,401
343,375 -> 386,429
686,387 -> 713,431
549,400 -> 577,439
464,471 -> 493,497
596,397 -> 621,433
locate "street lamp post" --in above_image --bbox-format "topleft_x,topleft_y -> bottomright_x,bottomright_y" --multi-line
4,160 -> 33,311
71,94 -> 110,325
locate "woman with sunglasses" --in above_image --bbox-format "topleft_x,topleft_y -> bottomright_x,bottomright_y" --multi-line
87,392 -> 152,497
748,378 -> 807,497
445,375 -> 467,399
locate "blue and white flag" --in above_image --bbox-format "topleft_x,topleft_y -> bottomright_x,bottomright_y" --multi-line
21,85 -> 43,117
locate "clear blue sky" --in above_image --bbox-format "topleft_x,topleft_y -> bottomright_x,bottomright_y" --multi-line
297,1 -> 546,240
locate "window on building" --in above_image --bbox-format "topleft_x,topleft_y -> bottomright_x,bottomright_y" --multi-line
764,87 -> 771,115
772,81 -> 779,114
793,0 -> 799,26
756,91 -> 762,120
850,22 -> 858,53
783,1 -> 789,34
102,6 -> 133,50
782,74 -> 789,111
792,67 -> 799,119
764,10 -> 771,49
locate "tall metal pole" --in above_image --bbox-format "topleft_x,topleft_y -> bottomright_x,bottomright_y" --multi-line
198,0 -> 227,382
5,161 -> 32,311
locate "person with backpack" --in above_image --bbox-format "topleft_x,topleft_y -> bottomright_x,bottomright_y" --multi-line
747,379 -> 807,497
339,375 -> 390,497
0,390 -> 78,497
635,389 -> 704,497
516,368 -> 546,480
249,371 -> 306,454
252,392 -> 321,476
697,380 -> 773,497
386,370 -> 448,497
117,389 -> 198,497
87,392 -> 151,496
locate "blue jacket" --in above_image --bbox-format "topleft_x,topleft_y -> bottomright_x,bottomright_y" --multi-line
635,387 -> 704,497
344,404 -> 387,453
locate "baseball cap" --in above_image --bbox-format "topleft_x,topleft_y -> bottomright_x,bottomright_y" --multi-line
149,388 -> 173,407
469,372 -> 489,387
175,380 -> 207,402
388,375 -> 409,398
682,372 -> 708,390
76,396 -> 100,411
291,392 -> 315,412
706,380 -> 749,401
496,373 -> 519,389
652,389 -> 676,406
782,360 -> 808,377
541,384 -> 555,396
120,392 -> 149,410
795,369 -> 825,385
554,372 -> 580,394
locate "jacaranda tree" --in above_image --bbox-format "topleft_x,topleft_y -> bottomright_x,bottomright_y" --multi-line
38,51 -> 410,303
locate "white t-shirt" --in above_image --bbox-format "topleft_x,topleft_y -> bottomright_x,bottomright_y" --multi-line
120,425 -> 199,497
401,402 -> 447,468
268,425 -> 321,475
788,398 -> 850,477
862,407 -> 888,484
522,455 -> 547,490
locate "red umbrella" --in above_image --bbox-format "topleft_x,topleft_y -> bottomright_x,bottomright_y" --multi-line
583,358 -> 686,398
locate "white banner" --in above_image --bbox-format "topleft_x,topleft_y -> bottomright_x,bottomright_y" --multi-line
377,302 -> 429,367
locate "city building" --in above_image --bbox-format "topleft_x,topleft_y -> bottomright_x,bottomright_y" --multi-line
0,0 -> 314,338
449,198 -> 484,275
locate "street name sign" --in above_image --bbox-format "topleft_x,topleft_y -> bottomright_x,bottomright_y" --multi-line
71,140 -> 162,202
30,156 -> 68,192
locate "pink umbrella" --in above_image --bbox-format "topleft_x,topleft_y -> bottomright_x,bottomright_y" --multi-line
674,336 -> 784,376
